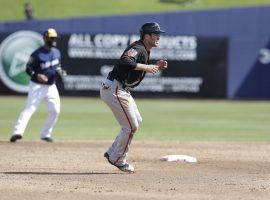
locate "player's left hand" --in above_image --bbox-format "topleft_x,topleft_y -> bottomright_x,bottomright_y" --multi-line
156,59 -> 167,70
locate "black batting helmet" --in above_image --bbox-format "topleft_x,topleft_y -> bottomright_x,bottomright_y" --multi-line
140,22 -> 165,37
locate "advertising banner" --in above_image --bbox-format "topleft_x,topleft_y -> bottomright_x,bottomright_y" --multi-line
59,33 -> 227,97
235,40 -> 270,98
0,31 -> 228,98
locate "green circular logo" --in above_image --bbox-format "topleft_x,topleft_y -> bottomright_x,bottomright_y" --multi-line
0,31 -> 43,93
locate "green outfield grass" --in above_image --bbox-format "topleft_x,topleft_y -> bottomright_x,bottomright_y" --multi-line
0,96 -> 269,141
0,0 -> 270,21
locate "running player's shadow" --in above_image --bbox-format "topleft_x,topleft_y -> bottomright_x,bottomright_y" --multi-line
3,171 -> 123,175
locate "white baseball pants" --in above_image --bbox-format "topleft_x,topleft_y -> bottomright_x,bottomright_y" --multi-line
100,79 -> 142,166
12,81 -> 60,139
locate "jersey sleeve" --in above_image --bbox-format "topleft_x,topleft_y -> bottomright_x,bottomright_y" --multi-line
119,46 -> 141,69
52,48 -> 61,67
25,54 -> 37,77
56,48 -> 61,63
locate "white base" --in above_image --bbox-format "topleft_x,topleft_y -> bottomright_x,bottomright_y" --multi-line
160,155 -> 197,163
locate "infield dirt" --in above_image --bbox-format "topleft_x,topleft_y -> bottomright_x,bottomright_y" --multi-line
0,141 -> 269,200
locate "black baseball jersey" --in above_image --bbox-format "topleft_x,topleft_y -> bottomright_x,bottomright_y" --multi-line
108,40 -> 150,88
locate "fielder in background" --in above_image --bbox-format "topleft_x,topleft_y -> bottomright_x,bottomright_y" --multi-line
10,28 -> 67,143
100,22 -> 167,173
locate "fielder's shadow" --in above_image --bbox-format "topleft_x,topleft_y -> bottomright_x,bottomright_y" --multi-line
3,171 -> 122,175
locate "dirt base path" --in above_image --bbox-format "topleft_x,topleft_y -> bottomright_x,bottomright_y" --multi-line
0,141 -> 270,200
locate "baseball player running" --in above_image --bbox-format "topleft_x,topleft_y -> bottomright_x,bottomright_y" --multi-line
10,28 -> 66,143
100,22 -> 167,173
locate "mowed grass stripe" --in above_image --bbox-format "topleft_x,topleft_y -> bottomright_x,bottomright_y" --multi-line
0,96 -> 269,141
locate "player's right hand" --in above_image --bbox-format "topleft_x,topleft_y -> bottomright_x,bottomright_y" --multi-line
146,65 -> 159,74
37,74 -> 48,83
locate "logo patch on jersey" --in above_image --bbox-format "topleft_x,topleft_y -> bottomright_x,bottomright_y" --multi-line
127,48 -> 138,57
41,59 -> 60,69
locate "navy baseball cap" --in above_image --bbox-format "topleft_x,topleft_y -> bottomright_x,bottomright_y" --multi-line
140,22 -> 165,34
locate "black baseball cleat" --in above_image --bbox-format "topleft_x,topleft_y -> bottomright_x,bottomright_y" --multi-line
104,152 -> 134,173
41,137 -> 53,142
10,134 -> 22,142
